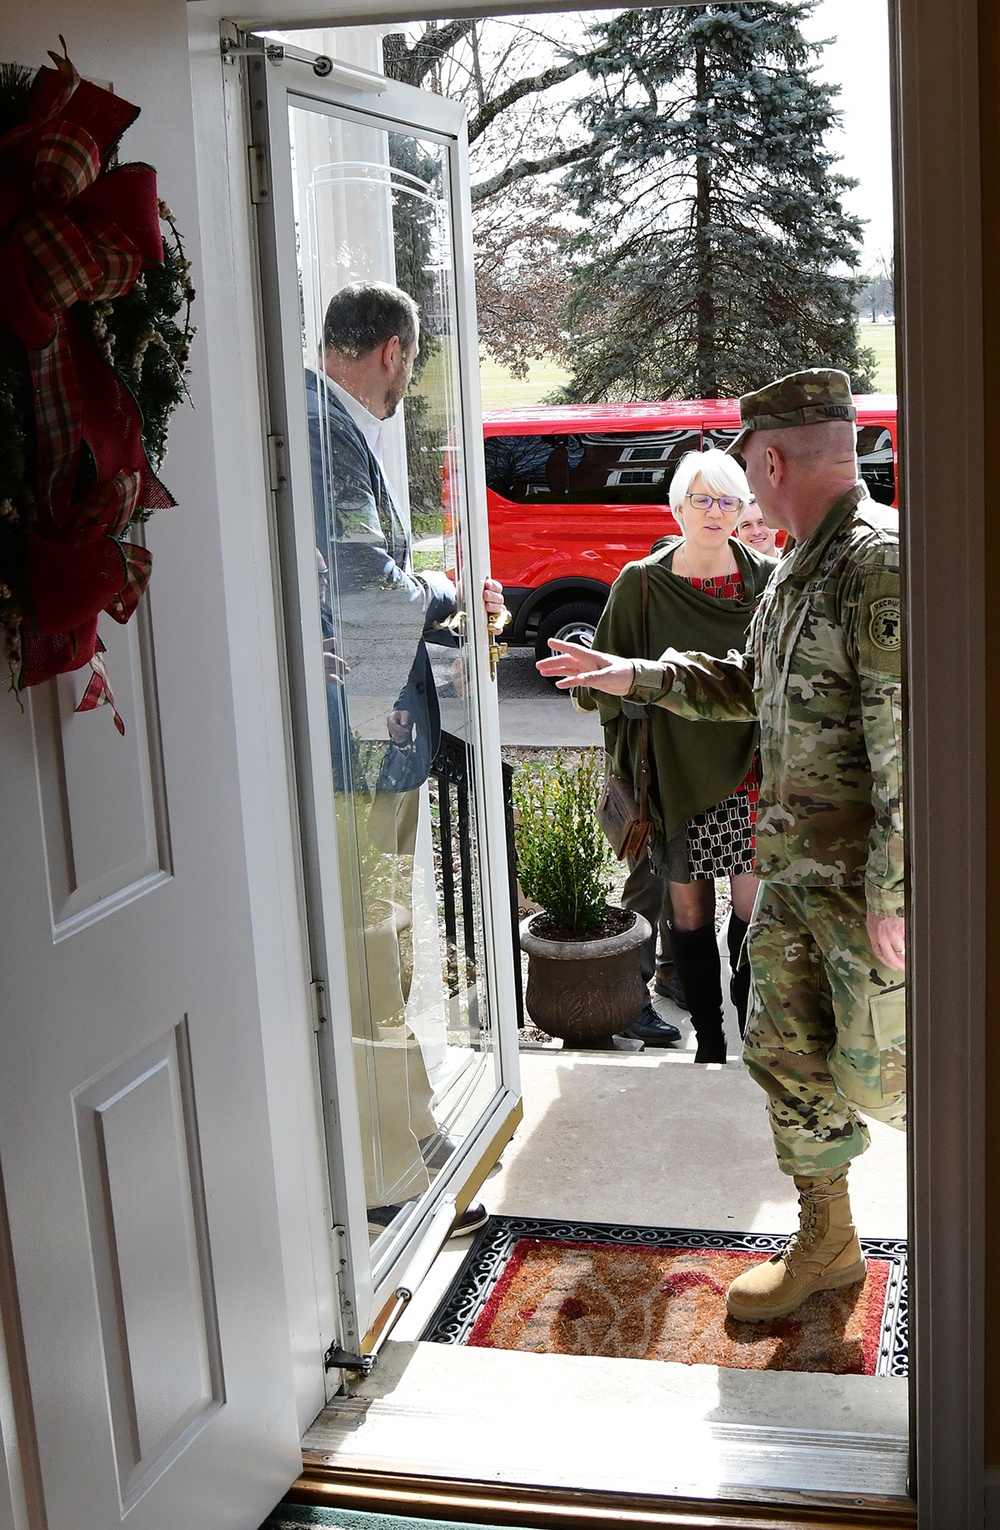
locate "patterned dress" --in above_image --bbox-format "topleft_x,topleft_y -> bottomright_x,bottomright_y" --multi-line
681,571 -> 759,879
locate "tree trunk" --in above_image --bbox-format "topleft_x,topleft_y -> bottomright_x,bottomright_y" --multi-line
694,38 -> 717,399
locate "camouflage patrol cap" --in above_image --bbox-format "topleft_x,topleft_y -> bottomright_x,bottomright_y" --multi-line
726,368 -> 857,456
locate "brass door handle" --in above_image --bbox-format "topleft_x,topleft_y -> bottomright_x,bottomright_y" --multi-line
488,606 -> 510,682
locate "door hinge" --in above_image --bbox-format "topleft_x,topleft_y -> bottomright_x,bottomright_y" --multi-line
248,143 -> 269,205
310,979 -> 328,1032
266,433 -> 287,494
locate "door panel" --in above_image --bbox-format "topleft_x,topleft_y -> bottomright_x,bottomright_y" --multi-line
32,614 -> 171,937
74,1023 -> 224,1510
252,53 -> 521,1348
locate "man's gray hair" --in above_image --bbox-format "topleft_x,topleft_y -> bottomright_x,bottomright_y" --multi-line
323,281 -> 419,359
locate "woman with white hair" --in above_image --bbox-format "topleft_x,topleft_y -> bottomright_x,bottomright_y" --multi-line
573,449 -> 776,1062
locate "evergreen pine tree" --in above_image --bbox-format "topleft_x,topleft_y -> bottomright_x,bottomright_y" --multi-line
557,3 -> 876,401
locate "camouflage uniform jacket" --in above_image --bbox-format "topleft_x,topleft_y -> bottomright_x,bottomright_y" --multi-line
629,483 -> 903,918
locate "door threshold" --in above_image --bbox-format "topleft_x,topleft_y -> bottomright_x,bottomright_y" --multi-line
298,1339 -> 911,1525
291,1458 -> 916,1528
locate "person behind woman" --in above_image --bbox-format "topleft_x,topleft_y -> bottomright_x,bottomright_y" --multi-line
576,449 -> 776,1062
735,498 -> 779,557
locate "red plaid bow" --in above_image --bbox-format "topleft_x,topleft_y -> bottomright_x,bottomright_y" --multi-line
19,471 -> 151,734
0,47 -> 162,360
0,45 -> 175,729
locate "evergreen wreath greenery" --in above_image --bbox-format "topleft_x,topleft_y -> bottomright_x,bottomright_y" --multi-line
0,60 -> 196,677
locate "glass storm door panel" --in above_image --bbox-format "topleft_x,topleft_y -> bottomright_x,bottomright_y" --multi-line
251,51 -> 521,1351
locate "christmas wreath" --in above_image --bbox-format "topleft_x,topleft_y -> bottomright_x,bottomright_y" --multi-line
0,43 -> 194,732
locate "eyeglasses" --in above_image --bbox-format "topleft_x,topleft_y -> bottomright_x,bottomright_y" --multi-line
686,494 -> 743,513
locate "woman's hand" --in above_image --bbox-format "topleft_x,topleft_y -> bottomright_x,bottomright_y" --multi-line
536,639 -> 636,695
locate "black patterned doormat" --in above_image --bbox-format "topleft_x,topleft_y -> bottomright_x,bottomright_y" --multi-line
423,1215 -> 907,1377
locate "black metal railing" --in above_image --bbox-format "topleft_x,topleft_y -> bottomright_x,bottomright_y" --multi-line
430,730 -> 524,1031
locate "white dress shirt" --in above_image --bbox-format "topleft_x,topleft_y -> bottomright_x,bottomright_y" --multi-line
327,376 -> 385,462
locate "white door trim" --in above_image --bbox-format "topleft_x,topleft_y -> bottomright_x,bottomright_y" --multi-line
892,0 -> 986,1522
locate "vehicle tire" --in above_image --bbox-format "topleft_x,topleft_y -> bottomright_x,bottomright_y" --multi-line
534,600 -> 605,665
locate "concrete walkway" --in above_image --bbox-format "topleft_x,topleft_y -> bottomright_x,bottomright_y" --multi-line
484,1046 -> 907,1237
497,650 -> 602,745
430,644 -> 602,746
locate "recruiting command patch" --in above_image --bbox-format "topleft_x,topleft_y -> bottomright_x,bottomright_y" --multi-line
858,569 -> 903,675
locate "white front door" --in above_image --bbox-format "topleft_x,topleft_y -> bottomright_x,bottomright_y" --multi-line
249,45 -> 523,1355
0,435 -> 300,1521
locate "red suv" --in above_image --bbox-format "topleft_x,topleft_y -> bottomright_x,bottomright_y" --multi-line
482,396 -> 897,657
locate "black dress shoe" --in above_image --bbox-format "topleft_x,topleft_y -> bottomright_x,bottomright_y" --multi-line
654,973 -> 690,1009
450,1202 -> 489,1236
366,1201 -> 410,1228
624,1002 -> 681,1047
369,1200 -> 490,1236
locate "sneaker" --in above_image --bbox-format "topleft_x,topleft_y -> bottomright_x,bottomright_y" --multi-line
624,1001 -> 681,1047
449,1202 -> 489,1237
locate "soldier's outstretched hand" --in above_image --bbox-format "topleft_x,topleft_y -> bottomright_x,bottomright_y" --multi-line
537,639 -> 636,695
867,912 -> 906,972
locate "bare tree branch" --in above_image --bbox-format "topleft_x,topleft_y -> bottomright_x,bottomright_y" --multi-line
468,50 -> 609,142
471,142 -> 595,204
382,20 -> 478,88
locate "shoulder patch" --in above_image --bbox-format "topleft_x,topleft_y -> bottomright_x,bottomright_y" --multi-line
858,568 -> 902,675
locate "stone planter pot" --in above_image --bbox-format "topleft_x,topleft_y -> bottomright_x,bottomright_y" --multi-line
519,907 -> 651,1047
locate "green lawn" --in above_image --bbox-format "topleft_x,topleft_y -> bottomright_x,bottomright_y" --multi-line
479,353 -> 572,410
479,328 -> 895,409
857,322 -> 896,395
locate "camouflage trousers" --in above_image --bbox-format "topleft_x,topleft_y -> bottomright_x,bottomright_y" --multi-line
743,882 -> 907,1177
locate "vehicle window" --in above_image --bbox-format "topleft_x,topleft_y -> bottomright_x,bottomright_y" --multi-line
484,429 -> 701,505
703,427 -> 741,446
562,429 -> 701,504
482,434 -> 583,502
702,426 -> 742,460
857,424 -> 896,505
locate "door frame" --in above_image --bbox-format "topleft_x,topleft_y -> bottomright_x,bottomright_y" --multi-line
247,46 -> 524,1348
187,0 -> 988,1518
892,0 -> 986,1523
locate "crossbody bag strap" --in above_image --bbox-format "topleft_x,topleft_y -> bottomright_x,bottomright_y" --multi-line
639,565 -> 650,823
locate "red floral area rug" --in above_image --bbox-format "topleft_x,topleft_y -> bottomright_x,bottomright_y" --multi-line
423,1217 -> 908,1378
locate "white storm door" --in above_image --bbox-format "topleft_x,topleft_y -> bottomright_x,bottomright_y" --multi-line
250,47 -> 522,1352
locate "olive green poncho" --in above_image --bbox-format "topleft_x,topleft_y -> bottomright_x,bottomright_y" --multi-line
578,538 -> 776,844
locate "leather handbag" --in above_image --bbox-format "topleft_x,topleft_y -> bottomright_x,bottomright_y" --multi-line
597,566 -> 654,861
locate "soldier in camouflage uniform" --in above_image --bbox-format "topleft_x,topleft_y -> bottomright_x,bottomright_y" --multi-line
537,369 -> 905,1322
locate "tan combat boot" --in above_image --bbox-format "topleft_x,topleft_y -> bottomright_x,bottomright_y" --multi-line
726,1169 -> 867,1323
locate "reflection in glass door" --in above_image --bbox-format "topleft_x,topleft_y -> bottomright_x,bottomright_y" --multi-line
253,53 -> 520,1344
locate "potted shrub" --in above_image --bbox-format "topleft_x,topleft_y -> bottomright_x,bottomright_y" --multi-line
513,749 -> 651,1047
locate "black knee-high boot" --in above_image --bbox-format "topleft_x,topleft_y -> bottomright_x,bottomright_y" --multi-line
727,913 -> 751,1040
670,923 -> 726,1064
